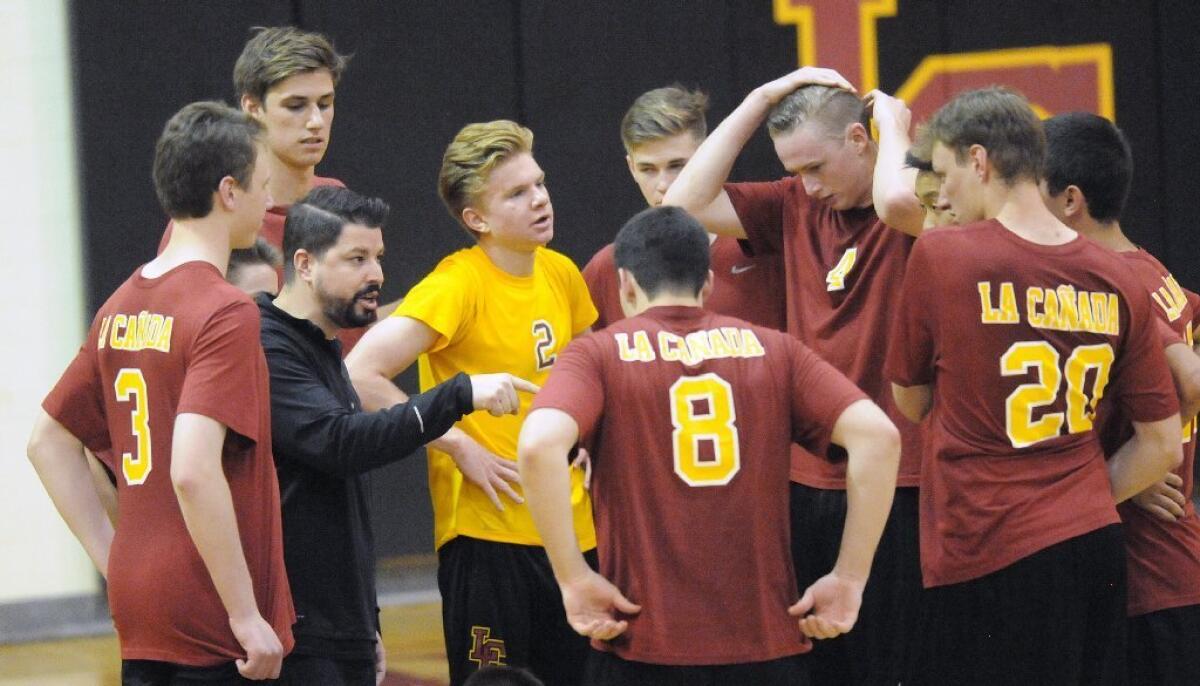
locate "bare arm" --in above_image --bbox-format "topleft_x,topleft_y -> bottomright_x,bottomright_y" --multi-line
346,315 -> 524,509
663,66 -> 856,238
791,399 -> 900,639
171,413 -> 282,680
26,411 -> 114,577
85,449 -> 118,527
518,408 -> 639,639
1165,341 -> 1200,420
892,383 -> 933,423
867,91 -> 925,237
1108,415 -> 1183,504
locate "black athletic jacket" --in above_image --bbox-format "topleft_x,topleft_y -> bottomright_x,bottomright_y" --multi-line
256,293 -> 473,659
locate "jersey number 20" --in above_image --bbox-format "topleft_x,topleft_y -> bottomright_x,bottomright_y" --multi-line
669,373 -> 740,486
114,368 -> 152,485
1002,341 -> 1114,448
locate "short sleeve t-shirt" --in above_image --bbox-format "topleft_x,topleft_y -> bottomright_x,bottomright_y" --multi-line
42,261 -> 294,666
725,176 -> 920,488
582,237 -> 786,331
885,221 -> 1179,587
533,306 -> 866,665
1103,249 -> 1200,616
395,245 -> 598,549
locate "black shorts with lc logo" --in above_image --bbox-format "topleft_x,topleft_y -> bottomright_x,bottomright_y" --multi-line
438,535 -> 598,686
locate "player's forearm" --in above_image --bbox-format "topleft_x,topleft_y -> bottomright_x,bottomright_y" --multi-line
835,414 -> 900,581
27,415 -> 114,576
519,444 -> 590,584
1108,416 -> 1182,503
662,91 -> 768,213
872,120 -> 923,236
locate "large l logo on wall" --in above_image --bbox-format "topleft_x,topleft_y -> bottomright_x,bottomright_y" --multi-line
773,0 -> 1114,120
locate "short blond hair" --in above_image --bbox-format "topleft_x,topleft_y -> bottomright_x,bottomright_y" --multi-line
438,120 -> 535,236
620,86 -> 709,151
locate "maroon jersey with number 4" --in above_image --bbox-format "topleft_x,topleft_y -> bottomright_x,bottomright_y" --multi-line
1100,250 -> 1200,616
886,221 -> 1179,588
532,305 -> 866,665
582,237 -> 786,331
42,261 -> 294,666
725,175 -> 920,488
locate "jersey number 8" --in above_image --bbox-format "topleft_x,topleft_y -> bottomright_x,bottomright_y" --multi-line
669,373 -> 740,487
114,367 -> 152,485
1001,341 -> 1114,449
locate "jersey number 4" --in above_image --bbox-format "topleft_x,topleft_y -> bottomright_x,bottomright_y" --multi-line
1002,341 -> 1114,449
114,368 -> 152,485
669,373 -> 740,486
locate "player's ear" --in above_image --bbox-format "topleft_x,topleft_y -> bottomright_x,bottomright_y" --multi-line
845,122 -> 870,153
461,207 -> 489,237
1063,185 -> 1089,220
241,94 -> 265,120
215,175 -> 238,211
967,144 -> 989,182
698,270 -> 715,304
292,249 -> 315,283
625,154 -> 636,179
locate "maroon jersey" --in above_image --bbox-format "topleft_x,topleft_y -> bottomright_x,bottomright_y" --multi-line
582,237 -> 786,331
885,221 -> 1179,588
1100,250 -> 1200,616
726,176 -> 920,488
42,262 -> 294,665
532,305 -> 866,665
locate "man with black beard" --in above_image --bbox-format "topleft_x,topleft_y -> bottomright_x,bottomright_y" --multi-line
259,185 -> 539,685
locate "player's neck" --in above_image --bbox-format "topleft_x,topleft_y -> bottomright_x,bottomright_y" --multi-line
642,293 -> 703,311
147,217 -> 232,278
267,154 -> 317,207
478,240 -> 536,277
273,285 -> 338,339
992,181 -> 1077,246
1074,219 -> 1137,253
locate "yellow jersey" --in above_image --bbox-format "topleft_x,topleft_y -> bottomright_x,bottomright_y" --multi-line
395,245 -> 598,549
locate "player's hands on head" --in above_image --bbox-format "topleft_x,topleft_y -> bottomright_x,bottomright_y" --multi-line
758,67 -> 857,106
864,90 -> 911,131
1131,471 -> 1188,522
470,373 -> 540,417
788,570 -> 866,640
446,434 -> 523,511
561,570 -> 642,641
229,612 -> 284,680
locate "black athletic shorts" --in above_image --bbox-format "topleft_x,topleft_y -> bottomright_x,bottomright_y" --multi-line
439,535 -> 598,686
789,483 -> 922,685
1128,602 -> 1200,686
275,653 -> 374,685
582,648 -> 809,686
121,660 -> 252,686
910,524 -> 1127,686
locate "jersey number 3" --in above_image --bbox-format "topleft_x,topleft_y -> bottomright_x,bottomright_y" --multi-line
114,368 -> 152,485
670,373 -> 740,486
1002,341 -> 1114,449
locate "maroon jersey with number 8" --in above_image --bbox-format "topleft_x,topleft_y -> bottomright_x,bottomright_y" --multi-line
532,305 -> 866,665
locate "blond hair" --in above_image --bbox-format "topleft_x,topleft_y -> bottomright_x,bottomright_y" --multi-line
438,120 -> 535,236
620,86 -> 709,151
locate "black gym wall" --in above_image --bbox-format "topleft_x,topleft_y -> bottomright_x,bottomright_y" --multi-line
68,0 -> 1200,558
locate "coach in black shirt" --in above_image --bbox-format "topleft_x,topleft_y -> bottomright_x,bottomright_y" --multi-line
260,186 -> 538,685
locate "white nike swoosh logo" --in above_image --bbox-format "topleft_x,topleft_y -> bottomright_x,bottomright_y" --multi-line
730,264 -> 757,275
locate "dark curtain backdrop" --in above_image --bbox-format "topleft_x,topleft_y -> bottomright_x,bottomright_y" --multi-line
69,0 -> 1200,557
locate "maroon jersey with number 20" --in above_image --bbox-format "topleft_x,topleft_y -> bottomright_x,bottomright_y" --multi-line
532,305 -> 866,666
886,221 -> 1179,588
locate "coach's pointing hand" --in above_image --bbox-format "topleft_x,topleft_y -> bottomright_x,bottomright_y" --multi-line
471,373 -> 541,417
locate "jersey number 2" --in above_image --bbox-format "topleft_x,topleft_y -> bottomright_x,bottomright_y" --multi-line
1001,341 -> 1114,449
670,373 -> 740,486
532,320 -> 556,371
114,368 -> 152,485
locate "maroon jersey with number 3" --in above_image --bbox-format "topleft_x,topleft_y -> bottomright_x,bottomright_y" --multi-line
532,305 -> 866,665
886,221 -> 1179,588
725,175 -> 920,488
583,237 -> 786,331
1100,250 -> 1200,616
42,262 -> 294,666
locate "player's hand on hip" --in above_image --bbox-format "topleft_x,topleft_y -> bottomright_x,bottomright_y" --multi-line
229,613 -> 284,680
758,67 -> 856,105
446,434 -> 523,511
561,570 -> 642,641
864,90 -> 911,131
470,373 -> 540,416
788,571 -> 866,640
1132,471 -> 1187,522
